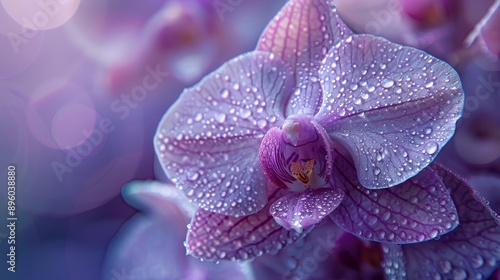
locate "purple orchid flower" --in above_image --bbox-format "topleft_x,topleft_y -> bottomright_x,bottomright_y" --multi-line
382,164 -> 500,280
155,0 -> 464,261
103,181 -> 250,280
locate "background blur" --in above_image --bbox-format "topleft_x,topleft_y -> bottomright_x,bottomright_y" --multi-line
0,0 -> 499,279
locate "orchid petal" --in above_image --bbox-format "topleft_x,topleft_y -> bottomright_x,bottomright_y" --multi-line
391,164 -> 500,279
122,180 -> 195,219
257,0 -> 353,116
186,190 -> 312,261
330,151 -> 459,243
155,51 -> 294,217
316,34 -> 464,189
270,188 -> 344,231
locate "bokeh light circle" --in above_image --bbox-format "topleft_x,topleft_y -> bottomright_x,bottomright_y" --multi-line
0,28 -> 45,79
26,79 -> 98,150
51,102 -> 97,149
1,0 -> 81,31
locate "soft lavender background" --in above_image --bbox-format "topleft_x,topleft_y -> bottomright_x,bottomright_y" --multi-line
0,0 -> 498,279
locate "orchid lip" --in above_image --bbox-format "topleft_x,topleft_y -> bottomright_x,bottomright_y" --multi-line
259,115 -> 333,192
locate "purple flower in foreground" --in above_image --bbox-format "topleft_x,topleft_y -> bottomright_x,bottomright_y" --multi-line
155,0 -> 464,261
103,181 -> 250,280
383,164 -> 500,279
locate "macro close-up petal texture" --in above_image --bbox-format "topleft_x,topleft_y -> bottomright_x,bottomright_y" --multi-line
4,0 -> 500,279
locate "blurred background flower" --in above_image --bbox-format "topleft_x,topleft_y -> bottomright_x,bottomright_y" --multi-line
103,180 -> 250,280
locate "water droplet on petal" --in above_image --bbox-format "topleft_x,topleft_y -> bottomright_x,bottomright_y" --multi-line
425,81 -> 434,88
220,88 -> 230,98
425,142 -> 439,155
367,216 -> 377,225
215,112 -> 226,123
439,260 -> 452,273
471,255 -> 484,268
194,113 -> 203,121
240,108 -> 252,119
373,167 -> 381,176
381,79 -> 394,88
257,119 -> 267,129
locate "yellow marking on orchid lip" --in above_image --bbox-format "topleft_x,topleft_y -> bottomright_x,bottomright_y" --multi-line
304,159 -> 314,177
290,159 -> 315,185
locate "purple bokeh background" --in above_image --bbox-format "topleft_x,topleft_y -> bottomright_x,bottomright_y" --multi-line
0,0 -> 499,279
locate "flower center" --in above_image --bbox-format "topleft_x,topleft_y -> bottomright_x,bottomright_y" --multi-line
259,115 -> 333,192
290,159 -> 315,184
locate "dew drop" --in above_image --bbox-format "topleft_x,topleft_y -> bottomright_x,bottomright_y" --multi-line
194,113 -> 203,121
367,216 -> 378,225
381,212 -> 391,221
257,119 -> 267,129
218,251 -> 227,259
381,79 -> 394,88
439,260 -> 452,273
452,268 -> 467,280
425,81 -> 434,88
232,82 -> 240,90
425,142 -> 439,155
471,255 -> 484,268
373,167 -> 381,176
215,112 -> 226,123
240,108 -> 252,119
220,88 -> 230,98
